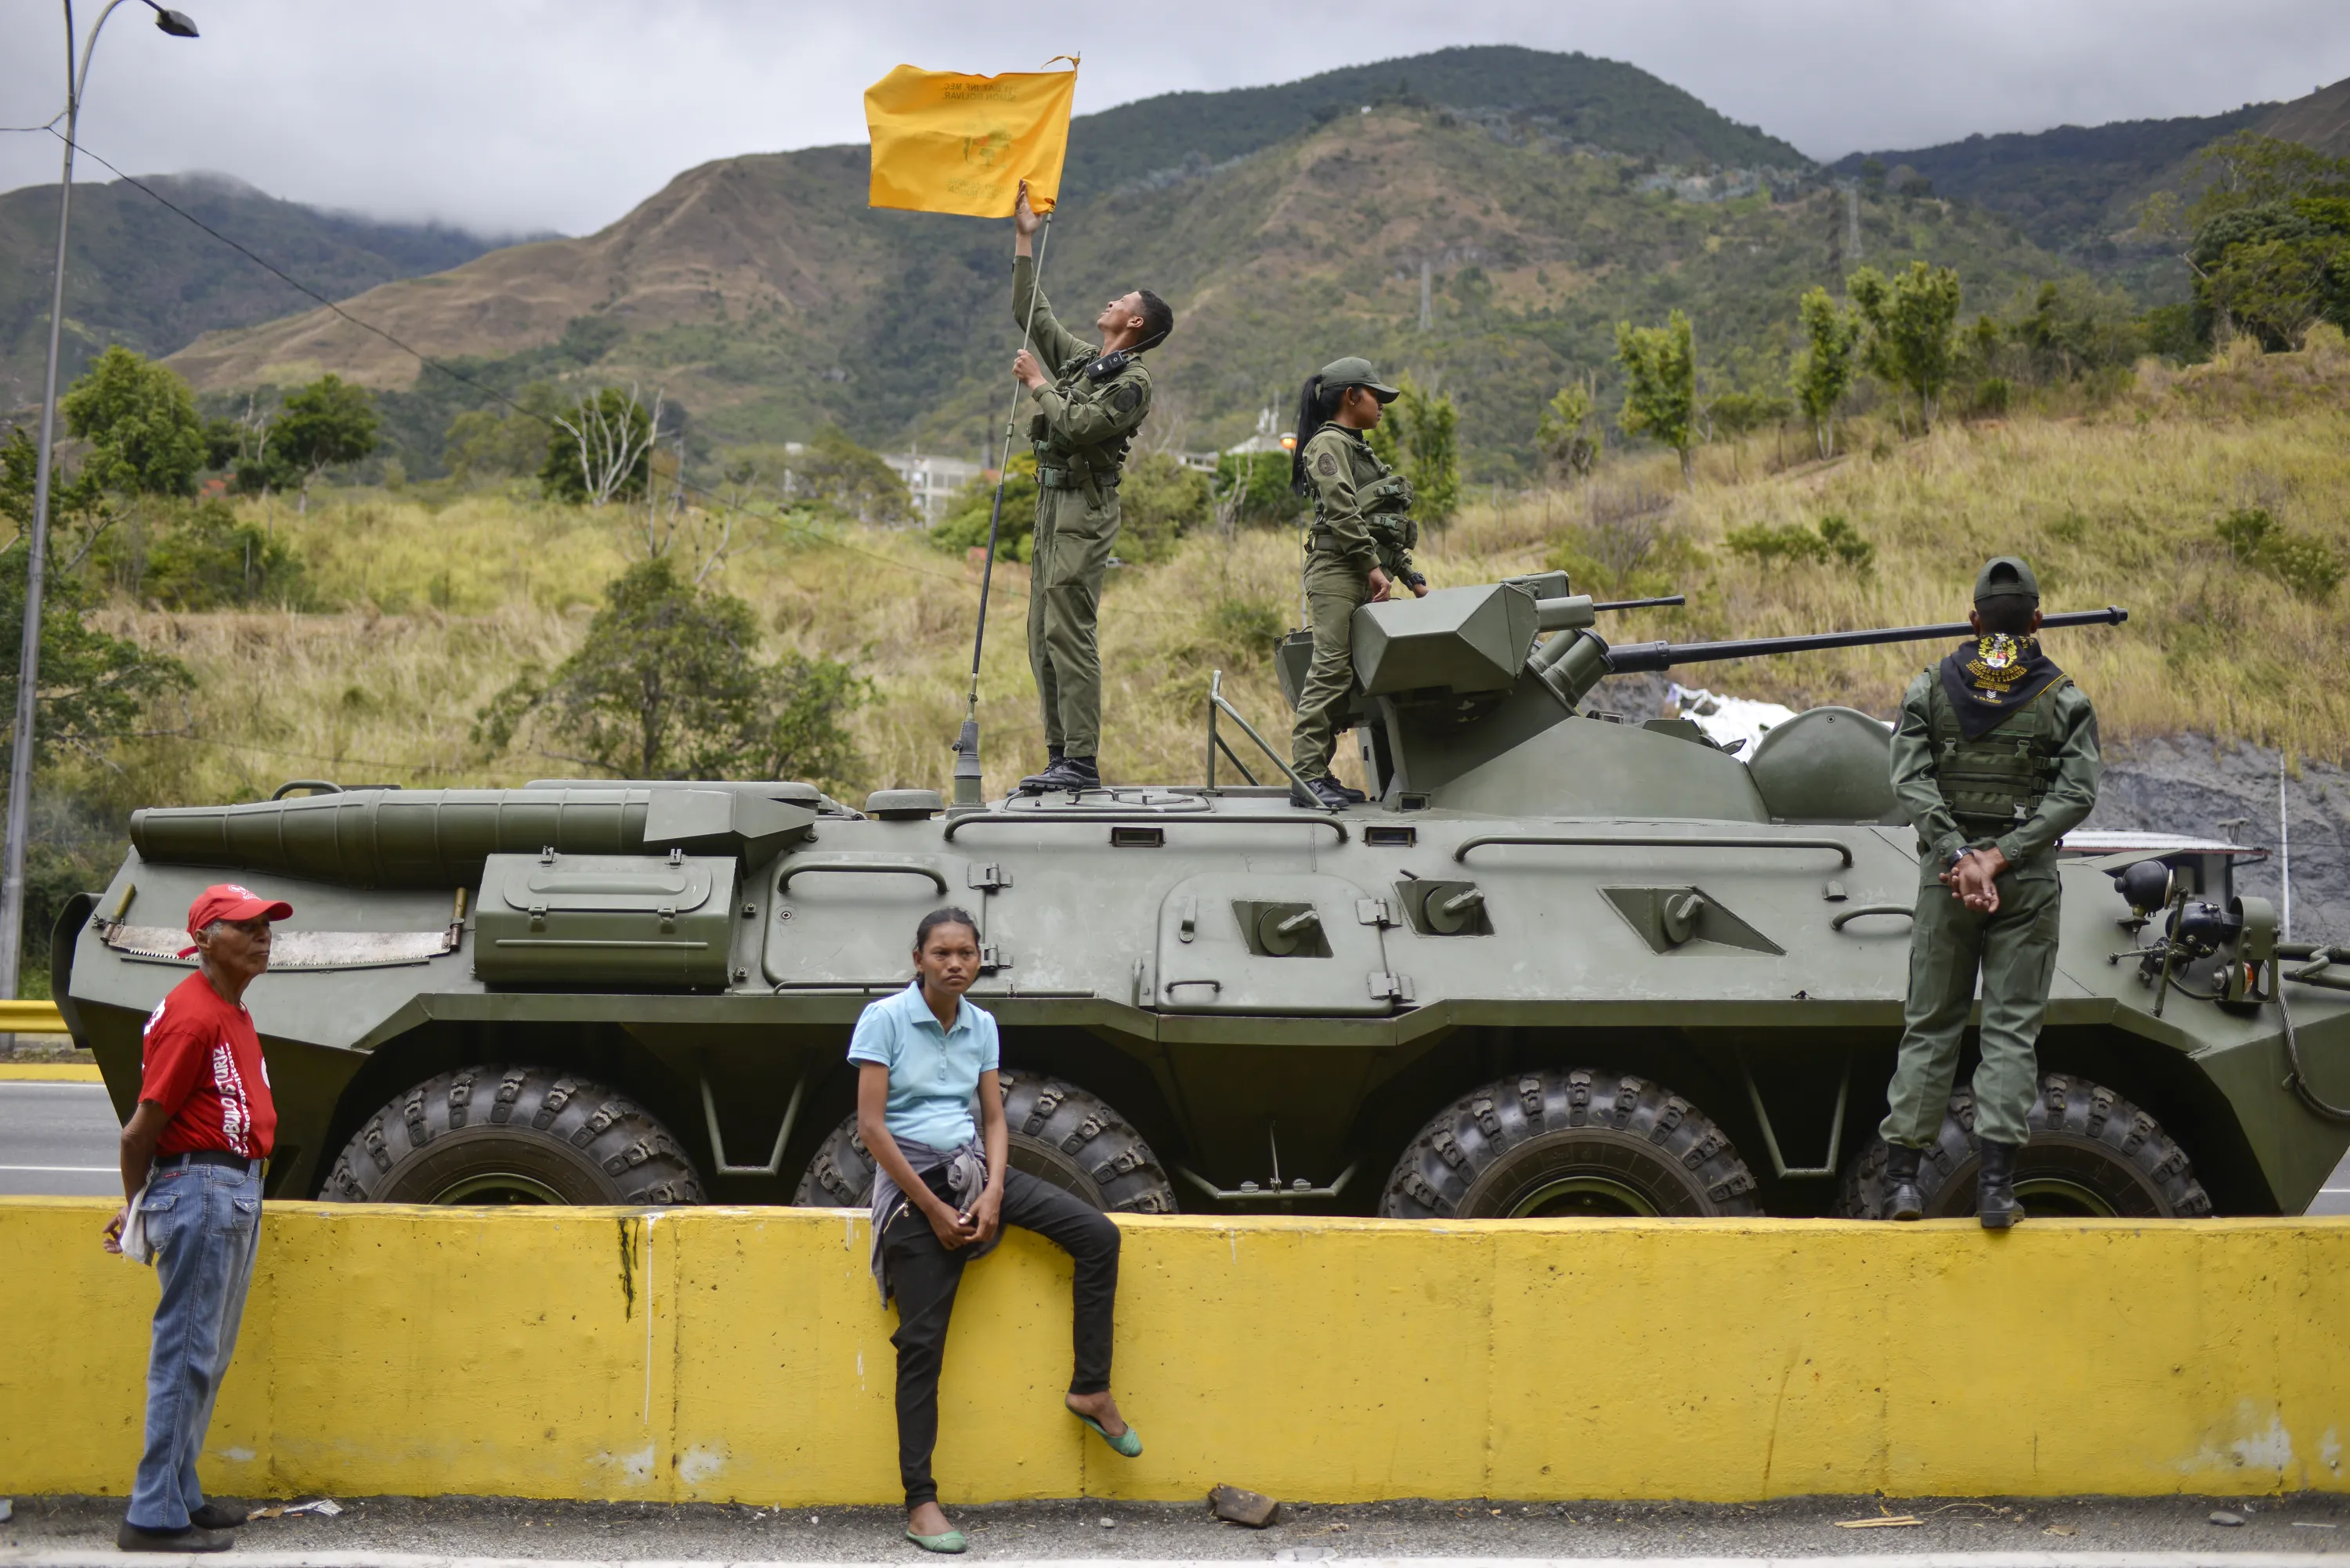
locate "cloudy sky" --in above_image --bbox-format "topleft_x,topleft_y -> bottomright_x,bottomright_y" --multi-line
5,0 -> 2347,237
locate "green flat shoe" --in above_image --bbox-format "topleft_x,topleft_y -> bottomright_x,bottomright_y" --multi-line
906,1526 -> 967,1554
1069,1405 -> 1143,1458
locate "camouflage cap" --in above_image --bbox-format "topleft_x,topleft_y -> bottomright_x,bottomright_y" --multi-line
1320,357 -> 1400,403
1973,555 -> 2041,601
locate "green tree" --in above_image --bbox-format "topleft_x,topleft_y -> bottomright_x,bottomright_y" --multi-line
787,427 -> 913,525
931,453 -> 1036,562
1535,381 -> 1601,480
0,432 -> 191,775
1368,376 -> 1461,522
1614,310 -> 1699,485
59,347 -> 206,497
540,387 -> 655,507
1211,447 -> 1302,528
444,384 -> 559,485
1789,287 -> 1863,458
267,374 -> 379,511
1849,261 -> 1962,433
475,555 -> 866,789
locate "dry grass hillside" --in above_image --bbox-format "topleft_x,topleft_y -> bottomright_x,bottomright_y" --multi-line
103,334 -> 2350,811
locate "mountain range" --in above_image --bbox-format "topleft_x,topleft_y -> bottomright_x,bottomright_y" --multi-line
6,51 -> 2346,480
1835,77 -> 2350,280
0,172 -> 522,407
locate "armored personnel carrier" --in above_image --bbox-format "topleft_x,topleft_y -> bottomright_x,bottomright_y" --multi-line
59,573 -> 2350,1220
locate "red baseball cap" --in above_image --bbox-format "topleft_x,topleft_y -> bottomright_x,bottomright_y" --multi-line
178,883 -> 294,957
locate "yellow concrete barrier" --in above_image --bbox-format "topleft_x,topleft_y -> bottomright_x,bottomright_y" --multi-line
4,1199 -> 2347,1505
0,1061 -> 99,1081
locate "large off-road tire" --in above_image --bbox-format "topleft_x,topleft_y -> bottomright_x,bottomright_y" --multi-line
1836,1072 -> 2213,1219
791,1069 -> 1177,1214
321,1064 -> 706,1205
1379,1068 -> 1762,1219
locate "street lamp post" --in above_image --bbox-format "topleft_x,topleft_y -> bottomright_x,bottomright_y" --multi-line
0,0 -> 198,1002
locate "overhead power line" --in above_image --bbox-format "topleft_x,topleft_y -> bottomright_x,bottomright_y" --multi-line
40,128 -> 1021,603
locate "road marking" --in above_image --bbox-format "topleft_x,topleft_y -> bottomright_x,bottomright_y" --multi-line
0,1061 -> 100,1081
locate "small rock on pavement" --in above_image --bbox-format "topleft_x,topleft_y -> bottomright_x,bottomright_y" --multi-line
1209,1483 -> 1281,1528
1099,1517 -> 1115,1529
2211,1511 -> 2247,1527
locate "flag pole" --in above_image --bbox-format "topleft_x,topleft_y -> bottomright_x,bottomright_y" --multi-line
951,208 -> 1053,809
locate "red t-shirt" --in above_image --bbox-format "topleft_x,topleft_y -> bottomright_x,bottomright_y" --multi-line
140,971 -> 275,1159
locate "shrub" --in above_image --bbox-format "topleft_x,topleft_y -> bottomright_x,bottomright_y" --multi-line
930,454 -> 1034,563
1116,453 -> 1212,565
1723,514 -> 1874,572
2214,504 -> 2345,601
1209,596 -> 1288,664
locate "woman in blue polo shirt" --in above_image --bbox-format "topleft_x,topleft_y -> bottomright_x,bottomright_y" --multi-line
851,906 -> 1138,1553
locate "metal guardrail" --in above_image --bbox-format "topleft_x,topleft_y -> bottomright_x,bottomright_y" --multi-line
0,1000 -> 68,1034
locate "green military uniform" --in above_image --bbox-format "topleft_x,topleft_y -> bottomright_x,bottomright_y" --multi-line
1013,254 -> 1152,766
1879,565 -> 2102,1154
1290,398 -> 1420,786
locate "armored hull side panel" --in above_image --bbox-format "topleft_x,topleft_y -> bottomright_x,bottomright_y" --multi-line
64,583 -> 2350,1219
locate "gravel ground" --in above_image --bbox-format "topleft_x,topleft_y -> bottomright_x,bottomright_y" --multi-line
4,1494 -> 2347,1560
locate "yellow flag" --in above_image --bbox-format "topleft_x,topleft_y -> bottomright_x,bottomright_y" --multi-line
864,61 -> 1078,218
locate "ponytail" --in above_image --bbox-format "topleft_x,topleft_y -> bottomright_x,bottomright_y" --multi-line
1290,374 -> 1339,494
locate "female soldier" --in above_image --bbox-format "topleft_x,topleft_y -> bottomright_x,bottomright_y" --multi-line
1287,357 -> 1429,810
851,908 -> 1139,1553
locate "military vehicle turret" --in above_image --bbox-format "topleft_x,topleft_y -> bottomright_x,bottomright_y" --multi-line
59,573 -> 2350,1220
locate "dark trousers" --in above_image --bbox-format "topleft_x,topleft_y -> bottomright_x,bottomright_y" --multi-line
884,1165 -> 1121,1508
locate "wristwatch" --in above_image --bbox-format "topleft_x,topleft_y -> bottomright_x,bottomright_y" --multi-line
1949,847 -> 1976,872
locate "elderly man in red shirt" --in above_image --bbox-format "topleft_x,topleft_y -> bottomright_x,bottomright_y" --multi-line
103,884 -> 288,1553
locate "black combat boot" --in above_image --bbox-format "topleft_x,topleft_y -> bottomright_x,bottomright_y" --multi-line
1290,775 -> 1353,811
1017,753 -> 1100,794
1882,1143 -> 1925,1221
1977,1138 -> 2026,1230
1329,779 -> 1369,804
119,1523 -> 232,1553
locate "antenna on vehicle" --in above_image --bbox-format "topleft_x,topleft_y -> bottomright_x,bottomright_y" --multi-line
952,204 -> 1055,810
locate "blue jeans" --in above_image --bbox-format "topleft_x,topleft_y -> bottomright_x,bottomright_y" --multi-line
126,1159 -> 262,1530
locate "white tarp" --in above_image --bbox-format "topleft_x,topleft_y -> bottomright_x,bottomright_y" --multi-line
1665,683 -> 1799,756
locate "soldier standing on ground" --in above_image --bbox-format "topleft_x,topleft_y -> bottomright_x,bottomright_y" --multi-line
1008,179 -> 1174,794
1878,556 -> 2101,1227
1286,357 -> 1429,811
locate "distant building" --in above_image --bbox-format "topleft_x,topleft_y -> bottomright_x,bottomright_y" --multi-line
883,450 -> 985,525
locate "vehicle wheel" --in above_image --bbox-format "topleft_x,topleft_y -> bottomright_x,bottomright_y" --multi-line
320,1064 -> 706,1205
790,1070 -> 1177,1213
1379,1068 -> 1762,1219
1835,1073 -> 2213,1219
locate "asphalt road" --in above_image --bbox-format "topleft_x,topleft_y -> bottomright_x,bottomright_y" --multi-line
3,1494 -> 2348,1562
5,1079 -> 2349,1211
0,1081 -> 121,1198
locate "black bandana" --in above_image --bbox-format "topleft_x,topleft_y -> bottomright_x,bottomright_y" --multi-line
1937,633 -> 2064,739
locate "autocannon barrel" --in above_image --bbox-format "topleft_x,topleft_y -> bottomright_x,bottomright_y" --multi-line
128,789 -> 666,888
1600,605 -> 2129,674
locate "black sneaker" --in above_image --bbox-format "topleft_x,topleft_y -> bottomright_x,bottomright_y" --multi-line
1290,776 -> 1352,811
1017,755 -> 1101,794
189,1503 -> 248,1530
119,1522 -> 233,1552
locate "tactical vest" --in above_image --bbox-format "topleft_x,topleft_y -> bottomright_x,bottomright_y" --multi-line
1307,432 -> 1418,555
1029,353 -> 1144,497
1926,674 -> 2070,837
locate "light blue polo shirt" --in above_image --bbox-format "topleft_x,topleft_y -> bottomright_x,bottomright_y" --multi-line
846,981 -> 1000,1151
